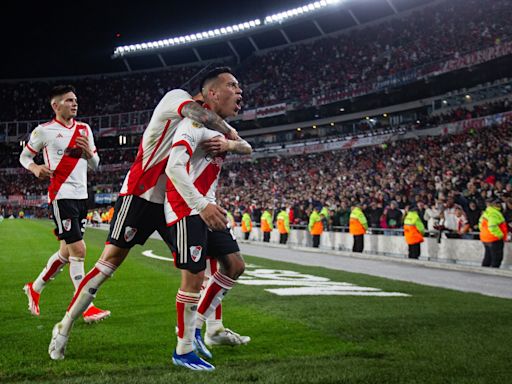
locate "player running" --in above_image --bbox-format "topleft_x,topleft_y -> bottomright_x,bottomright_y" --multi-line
19,85 -> 110,323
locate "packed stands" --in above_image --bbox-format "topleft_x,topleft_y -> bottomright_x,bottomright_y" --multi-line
1,0 -> 511,122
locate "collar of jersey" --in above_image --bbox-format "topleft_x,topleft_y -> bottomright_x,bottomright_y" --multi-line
53,118 -> 76,129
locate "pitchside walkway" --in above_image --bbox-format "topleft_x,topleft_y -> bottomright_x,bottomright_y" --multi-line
237,242 -> 512,299
96,225 -> 512,299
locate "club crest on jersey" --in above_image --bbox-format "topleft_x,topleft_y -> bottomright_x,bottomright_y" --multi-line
62,219 -> 72,232
124,226 -> 138,242
189,246 -> 203,262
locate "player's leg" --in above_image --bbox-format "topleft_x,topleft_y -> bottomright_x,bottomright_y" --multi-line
49,195 -> 155,360
23,240 -> 69,316
170,215 -> 214,371
24,199 -> 84,316
196,228 -> 249,347
202,257 -> 250,347
49,244 -> 129,360
61,200 -> 111,323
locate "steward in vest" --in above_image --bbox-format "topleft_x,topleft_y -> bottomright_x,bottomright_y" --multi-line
241,211 -> 252,240
277,208 -> 290,244
309,207 -> 323,248
479,199 -> 508,268
403,205 -> 425,259
261,209 -> 273,243
349,205 -> 367,253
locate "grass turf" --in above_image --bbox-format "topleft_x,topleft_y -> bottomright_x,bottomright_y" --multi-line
0,219 -> 511,383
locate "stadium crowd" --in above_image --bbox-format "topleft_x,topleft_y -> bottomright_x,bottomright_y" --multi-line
218,121 -> 512,238
0,0 -> 511,121
2,121 -> 511,239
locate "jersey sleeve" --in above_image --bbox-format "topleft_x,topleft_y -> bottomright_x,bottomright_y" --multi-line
85,124 -> 97,154
155,89 -> 194,121
85,123 -> 100,170
26,125 -> 44,154
171,119 -> 205,156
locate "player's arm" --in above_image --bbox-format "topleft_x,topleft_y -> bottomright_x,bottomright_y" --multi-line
75,125 -> 100,170
180,102 -> 239,140
201,135 -> 252,155
166,145 -> 228,230
19,127 -> 53,180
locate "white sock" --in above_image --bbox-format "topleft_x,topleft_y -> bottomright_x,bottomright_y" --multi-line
206,319 -> 224,336
60,260 -> 116,335
176,290 -> 200,355
195,272 -> 234,330
68,256 -> 85,292
33,251 -> 68,293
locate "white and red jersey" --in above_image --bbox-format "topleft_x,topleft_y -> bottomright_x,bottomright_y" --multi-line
165,118 -> 225,226
119,89 -> 194,204
24,119 -> 97,203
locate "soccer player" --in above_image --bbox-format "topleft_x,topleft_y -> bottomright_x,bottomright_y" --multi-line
48,79 -> 249,360
19,85 -> 110,323
165,67 -> 251,371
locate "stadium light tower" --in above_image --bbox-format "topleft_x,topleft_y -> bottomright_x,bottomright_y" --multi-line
113,19 -> 262,58
112,0 -> 343,59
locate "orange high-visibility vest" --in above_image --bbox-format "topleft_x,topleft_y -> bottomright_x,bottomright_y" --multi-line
480,219 -> 507,242
310,221 -> 323,235
404,225 -> 424,245
242,218 -> 252,232
349,218 -> 366,235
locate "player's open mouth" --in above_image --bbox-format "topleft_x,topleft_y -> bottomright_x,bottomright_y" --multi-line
235,97 -> 243,111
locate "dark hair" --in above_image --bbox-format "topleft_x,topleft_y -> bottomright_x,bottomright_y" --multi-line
49,85 -> 75,102
199,66 -> 233,92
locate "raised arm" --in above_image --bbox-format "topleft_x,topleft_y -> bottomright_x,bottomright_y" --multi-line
201,135 -> 252,156
180,102 -> 239,140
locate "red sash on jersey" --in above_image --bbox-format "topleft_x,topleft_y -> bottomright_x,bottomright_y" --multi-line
48,125 -> 86,202
166,153 -> 225,226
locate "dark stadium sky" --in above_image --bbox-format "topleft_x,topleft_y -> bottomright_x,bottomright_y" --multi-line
1,0 -> 307,79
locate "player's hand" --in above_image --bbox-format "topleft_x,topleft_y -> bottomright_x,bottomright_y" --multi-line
200,204 -> 228,231
201,136 -> 229,156
75,136 -> 94,159
31,164 -> 53,180
226,126 -> 240,140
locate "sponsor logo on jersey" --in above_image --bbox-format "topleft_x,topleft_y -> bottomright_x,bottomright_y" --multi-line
190,246 -> 203,262
124,226 -> 138,242
62,219 -> 72,232
180,133 -> 196,144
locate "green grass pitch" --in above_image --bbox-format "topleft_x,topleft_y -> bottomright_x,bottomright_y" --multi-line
1,219 -> 511,383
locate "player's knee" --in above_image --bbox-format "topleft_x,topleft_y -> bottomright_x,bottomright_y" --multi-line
68,240 -> 86,258
228,252 -> 245,280
101,244 -> 129,267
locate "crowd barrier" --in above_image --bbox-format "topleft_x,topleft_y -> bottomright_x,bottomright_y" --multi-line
233,226 -> 512,270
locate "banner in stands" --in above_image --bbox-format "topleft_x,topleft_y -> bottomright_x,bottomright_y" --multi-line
313,42 -> 512,107
94,193 -> 118,205
255,103 -> 287,119
433,41 -> 512,77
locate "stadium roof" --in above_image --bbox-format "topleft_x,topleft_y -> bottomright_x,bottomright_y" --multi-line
1,0 -> 432,79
